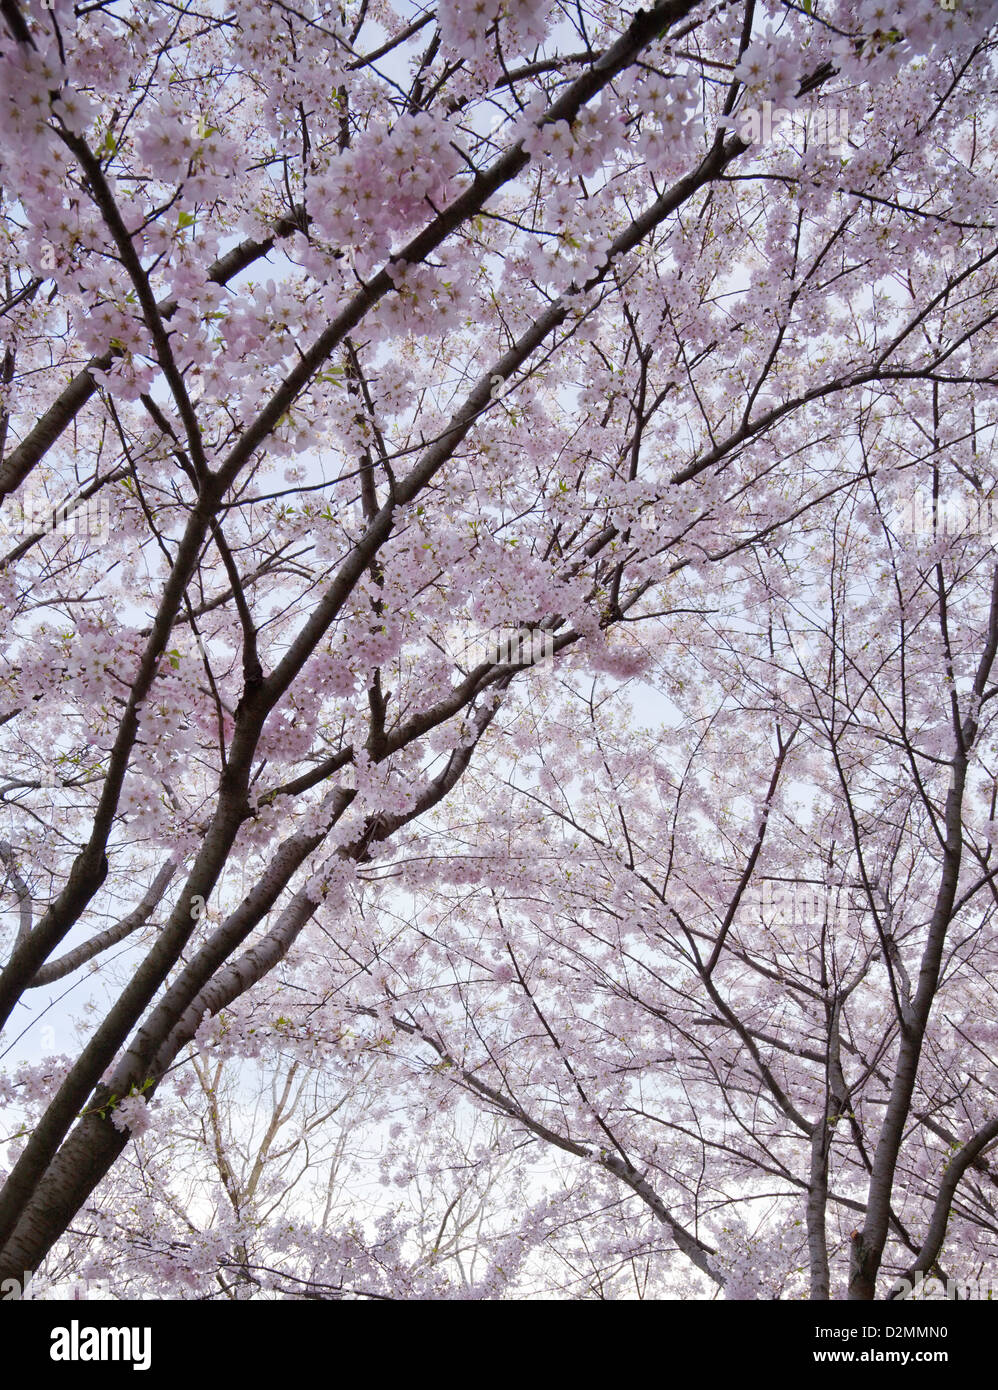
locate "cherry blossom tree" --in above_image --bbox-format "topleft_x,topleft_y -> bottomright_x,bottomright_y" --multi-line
1,0 -> 997,1299
34,1047 -> 553,1300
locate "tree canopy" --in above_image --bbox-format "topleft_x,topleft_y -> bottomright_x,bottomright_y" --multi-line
1,0 -> 997,1301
